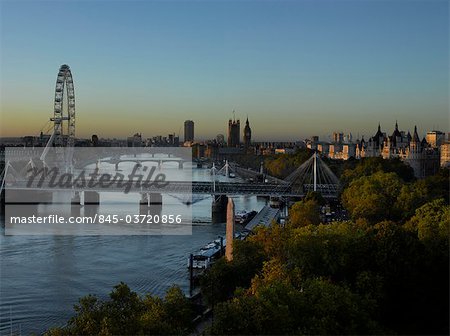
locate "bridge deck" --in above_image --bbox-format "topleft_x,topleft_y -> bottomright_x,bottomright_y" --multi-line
5,179 -> 339,197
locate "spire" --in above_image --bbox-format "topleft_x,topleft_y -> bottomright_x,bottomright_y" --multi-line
392,120 -> 401,139
378,122 -> 381,132
412,125 -> 420,142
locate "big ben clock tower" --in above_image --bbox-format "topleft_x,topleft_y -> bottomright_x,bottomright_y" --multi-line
243,117 -> 252,150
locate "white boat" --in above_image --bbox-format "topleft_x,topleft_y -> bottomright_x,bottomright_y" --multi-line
188,233 -> 245,269
188,239 -> 223,269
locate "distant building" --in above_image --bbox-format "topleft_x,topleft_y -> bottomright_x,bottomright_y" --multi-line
168,133 -> 179,146
184,120 -> 194,142
317,143 -> 329,155
307,136 -> 320,151
356,122 -> 439,178
147,133 -> 180,147
426,131 -> 445,148
243,117 -> 252,149
332,132 -> 344,144
253,141 -> 301,156
191,143 -> 206,159
205,142 -> 219,160
440,134 -> 450,168
342,143 -> 355,159
0,137 -> 25,146
275,148 -> 296,154
127,133 -> 142,147
308,133 -> 355,160
227,118 -> 240,147
217,147 -> 244,160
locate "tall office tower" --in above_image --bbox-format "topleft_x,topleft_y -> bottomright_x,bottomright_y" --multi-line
227,118 -> 240,147
243,117 -> 252,149
184,120 -> 194,142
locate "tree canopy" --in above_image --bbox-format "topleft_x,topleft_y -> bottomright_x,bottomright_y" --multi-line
205,165 -> 449,335
46,283 -> 195,335
49,160 -> 449,335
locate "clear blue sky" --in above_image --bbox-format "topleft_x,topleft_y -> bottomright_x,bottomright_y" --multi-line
0,0 -> 448,141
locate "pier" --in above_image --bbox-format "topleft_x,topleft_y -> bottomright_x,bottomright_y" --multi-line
244,205 -> 280,231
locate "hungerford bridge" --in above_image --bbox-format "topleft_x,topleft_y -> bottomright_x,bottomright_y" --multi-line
0,64 -> 340,202
2,154 -> 339,198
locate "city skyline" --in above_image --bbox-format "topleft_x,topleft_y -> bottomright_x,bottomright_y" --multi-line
1,0 -> 448,140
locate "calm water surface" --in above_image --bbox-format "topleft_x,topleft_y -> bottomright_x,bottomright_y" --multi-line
0,164 -> 267,334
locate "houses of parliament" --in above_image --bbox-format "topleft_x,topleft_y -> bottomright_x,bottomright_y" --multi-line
227,116 -> 252,150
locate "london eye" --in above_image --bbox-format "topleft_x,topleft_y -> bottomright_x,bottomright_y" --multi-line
51,64 -> 75,147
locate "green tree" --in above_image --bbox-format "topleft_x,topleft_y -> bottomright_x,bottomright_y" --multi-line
49,295 -> 105,335
341,171 -> 403,222
288,199 -> 321,228
422,168 -> 450,203
394,180 -> 429,220
294,278 -> 382,335
138,286 -> 194,334
248,224 -> 288,261
341,157 -> 415,188
103,282 -> 144,335
404,198 -> 450,244
304,191 -> 326,205
200,239 -> 266,305
139,295 -> 171,334
46,283 -> 194,335
264,149 -> 312,179
210,276 -> 382,335
287,221 -> 371,283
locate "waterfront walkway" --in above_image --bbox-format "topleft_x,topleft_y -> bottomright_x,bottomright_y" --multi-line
244,205 -> 280,231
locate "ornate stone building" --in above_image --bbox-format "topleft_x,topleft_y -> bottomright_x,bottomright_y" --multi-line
355,122 -> 439,178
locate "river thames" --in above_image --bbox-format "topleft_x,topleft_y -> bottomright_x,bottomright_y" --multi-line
0,163 -> 267,333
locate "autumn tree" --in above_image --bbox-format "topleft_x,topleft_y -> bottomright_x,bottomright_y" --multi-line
288,199 -> 321,228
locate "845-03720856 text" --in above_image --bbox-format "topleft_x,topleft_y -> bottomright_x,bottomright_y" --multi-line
9,214 -> 184,225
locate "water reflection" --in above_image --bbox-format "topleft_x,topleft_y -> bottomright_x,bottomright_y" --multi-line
0,166 -> 267,333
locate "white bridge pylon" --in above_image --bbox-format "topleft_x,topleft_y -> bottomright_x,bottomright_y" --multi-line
211,160 -> 238,192
273,152 -> 340,197
215,160 -> 235,177
209,153 -> 339,198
